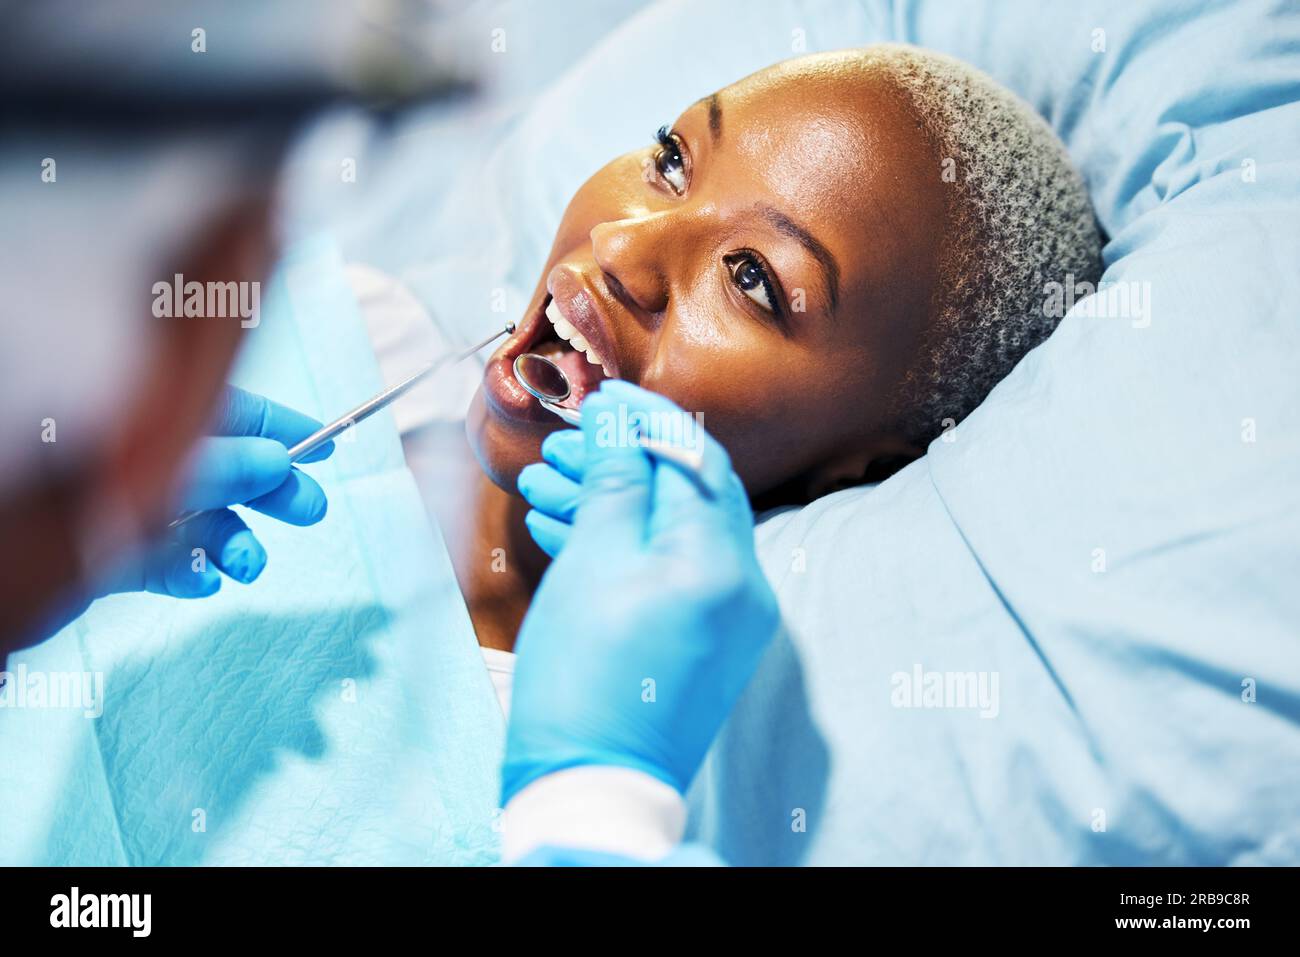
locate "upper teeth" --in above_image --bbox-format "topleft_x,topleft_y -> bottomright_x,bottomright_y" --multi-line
546,299 -> 611,376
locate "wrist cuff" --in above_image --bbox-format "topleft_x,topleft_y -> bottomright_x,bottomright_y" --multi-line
502,765 -> 687,863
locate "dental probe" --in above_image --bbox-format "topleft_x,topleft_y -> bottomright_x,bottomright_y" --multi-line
167,321 -> 516,530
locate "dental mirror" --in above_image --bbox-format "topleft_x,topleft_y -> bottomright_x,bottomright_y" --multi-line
513,353 -> 583,426
513,353 -> 570,403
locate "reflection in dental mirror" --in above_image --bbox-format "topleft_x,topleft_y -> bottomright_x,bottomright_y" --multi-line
513,353 -> 582,427
514,352 -> 570,403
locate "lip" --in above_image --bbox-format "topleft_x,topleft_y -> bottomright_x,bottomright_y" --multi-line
545,265 -> 622,381
481,291 -> 559,424
482,265 -> 626,426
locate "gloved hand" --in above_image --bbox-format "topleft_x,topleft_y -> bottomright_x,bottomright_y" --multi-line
503,380 -> 779,802
100,385 -> 334,598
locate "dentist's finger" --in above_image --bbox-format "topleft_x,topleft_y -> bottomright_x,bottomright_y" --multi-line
245,467 -> 329,526
175,508 -> 268,584
571,391 -> 652,552
141,541 -> 224,598
102,541 -> 222,598
540,429 -> 586,482
213,385 -> 335,463
523,509 -> 572,559
518,462 -> 581,524
179,436 -> 290,512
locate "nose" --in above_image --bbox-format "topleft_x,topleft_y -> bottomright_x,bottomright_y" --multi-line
590,214 -> 671,315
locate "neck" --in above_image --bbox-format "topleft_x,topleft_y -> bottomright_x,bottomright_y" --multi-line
456,472 -> 550,652
406,423 -> 548,652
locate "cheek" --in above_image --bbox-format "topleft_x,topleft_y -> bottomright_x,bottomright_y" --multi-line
637,318 -> 824,492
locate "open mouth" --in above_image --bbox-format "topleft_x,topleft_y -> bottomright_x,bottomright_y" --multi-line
519,296 -> 612,410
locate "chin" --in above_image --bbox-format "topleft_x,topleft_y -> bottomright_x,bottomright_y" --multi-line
466,386 -> 561,493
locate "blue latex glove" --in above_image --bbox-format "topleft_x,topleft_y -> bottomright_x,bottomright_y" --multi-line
503,380 -> 779,802
101,385 -> 334,598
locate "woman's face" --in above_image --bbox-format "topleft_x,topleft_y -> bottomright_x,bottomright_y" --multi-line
468,51 -> 947,500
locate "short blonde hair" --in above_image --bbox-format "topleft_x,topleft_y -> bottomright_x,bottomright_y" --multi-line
868,44 -> 1102,445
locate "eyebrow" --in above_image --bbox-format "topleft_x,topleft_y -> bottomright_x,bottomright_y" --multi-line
706,93 -> 722,142
755,204 -> 840,314
691,93 -> 723,144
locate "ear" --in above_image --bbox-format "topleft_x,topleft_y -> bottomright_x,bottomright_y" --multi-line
803,435 -> 925,500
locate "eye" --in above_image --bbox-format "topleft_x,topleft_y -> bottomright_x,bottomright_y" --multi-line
726,253 -> 781,316
654,125 -> 687,194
